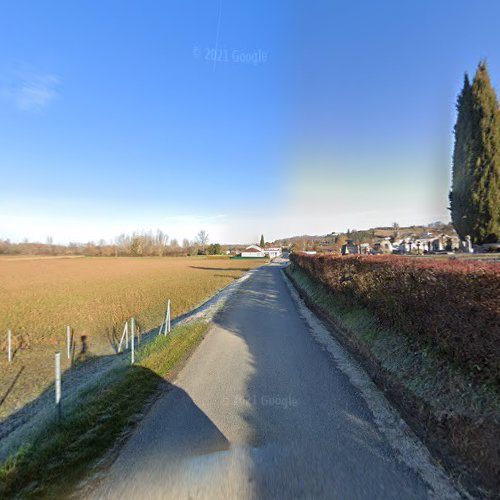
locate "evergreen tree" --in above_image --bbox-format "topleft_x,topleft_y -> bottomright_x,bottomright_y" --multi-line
260,234 -> 265,247
450,62 -> 500,243
449,74 -> 474,239
469,62 -> 500,243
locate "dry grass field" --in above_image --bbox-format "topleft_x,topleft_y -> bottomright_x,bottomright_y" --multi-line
0,256 -> 265,420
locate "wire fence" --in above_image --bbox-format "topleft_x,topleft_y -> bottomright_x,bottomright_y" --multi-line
3,298 -> 172,422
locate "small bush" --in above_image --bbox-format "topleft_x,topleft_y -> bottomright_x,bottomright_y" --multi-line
290,253 -> 500,384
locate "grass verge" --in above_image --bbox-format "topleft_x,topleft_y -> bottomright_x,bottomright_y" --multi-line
285,264 -> 500,498
0,320 -> 209,499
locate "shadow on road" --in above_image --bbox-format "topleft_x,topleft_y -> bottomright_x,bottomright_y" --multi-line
1,362 -> 231,499
3,265 -> 434,499
86,265 -> 430,499
203,265 -> 430,499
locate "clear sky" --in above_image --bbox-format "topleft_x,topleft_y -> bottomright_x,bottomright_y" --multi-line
1,1 -> 499,244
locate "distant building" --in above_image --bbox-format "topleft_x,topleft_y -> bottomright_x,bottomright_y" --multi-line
359,243 -> 371,254
341,240 -> 361,255
431,238 -> 444,252
395,233 -> 460,254
264,247 -> 282,259
427,234 -> 460,252
240,245 -> 283,258
372,239 -> 393,254
241,245 -> 266,258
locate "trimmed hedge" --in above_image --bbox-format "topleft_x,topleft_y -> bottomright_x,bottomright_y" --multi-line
290,253 -> 500,384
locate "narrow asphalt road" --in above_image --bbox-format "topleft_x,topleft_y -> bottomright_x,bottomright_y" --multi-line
87,263 -> 458,499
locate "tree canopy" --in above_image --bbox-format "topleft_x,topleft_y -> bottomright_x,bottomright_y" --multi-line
450,62 -> 500,244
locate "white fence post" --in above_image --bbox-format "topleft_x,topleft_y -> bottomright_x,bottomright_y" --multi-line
7,330 -> 12,363
55,352 -> 62,421
162,311 -> 168,336
159,299 -> 171,336
66,325 -> 72,360
131,317 -> 135,364
118,321 -> 128,353
167,300 -> 171,333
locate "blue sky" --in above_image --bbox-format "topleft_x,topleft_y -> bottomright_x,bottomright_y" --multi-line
1,1 -> 499,244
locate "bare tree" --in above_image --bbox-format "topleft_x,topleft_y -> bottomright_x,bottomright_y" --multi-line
195,230 -> 209,251
155,229 -> 169,256
131,235 -> 143,256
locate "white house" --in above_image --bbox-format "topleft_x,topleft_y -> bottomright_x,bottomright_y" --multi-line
264,247 -> 282,258
240,245 -> 282,259
241,245 -> 266,258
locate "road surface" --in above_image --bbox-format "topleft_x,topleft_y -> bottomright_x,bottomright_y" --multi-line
87,263 -> 458,499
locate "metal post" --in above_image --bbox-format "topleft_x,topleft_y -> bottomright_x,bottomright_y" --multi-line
55,352 -> 62,421
7,330 -> 12,363
131,317 -> 135,364
66,325 -> 71,359
118,321 -> 128,353
125,321 -> 129,350
167,300 -> 171,333
162,311 -> 167,337
159,298 -> 169,336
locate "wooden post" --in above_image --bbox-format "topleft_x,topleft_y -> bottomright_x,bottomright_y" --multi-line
7,330 -> 12,363
55,352 -> 62,421
131,317 -> 135,364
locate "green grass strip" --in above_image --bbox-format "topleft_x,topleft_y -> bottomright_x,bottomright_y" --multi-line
0,320 -> 208,499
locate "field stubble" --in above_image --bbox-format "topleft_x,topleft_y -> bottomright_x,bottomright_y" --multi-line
0,256 -> 264,420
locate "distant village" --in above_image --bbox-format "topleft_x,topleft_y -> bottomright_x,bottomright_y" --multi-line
234,222 -> 499,259
2,222 -> 498,259
338,232 -> 468,256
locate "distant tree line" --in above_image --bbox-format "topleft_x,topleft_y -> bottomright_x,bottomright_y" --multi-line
450,61 -> 500,244
0,229 -> 225,257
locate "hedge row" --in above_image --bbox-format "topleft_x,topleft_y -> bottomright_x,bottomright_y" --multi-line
290,253 -> 500,384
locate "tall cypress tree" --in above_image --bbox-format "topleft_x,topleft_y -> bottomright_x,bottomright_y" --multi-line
469,62 -> 500,243
260,234 -> 265,247
450,73 -> 474,239
450,62 -> 500,244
